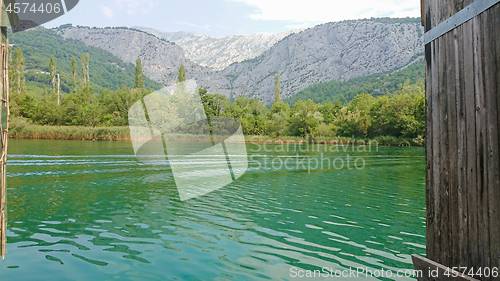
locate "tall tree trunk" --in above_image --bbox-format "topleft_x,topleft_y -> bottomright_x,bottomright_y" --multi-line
57,74 -> 60,106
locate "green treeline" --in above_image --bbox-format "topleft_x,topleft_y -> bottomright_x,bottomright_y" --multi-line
10,45 -> 153,127
201,79 -> 425,144
9,28 -> 162,98
285,59 -> 424,105
10,46 -> 425,145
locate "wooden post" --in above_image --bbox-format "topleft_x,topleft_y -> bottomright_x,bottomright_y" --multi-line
421,0 -> 425,26
416,0 -> 500,280
0,0 -> 9,259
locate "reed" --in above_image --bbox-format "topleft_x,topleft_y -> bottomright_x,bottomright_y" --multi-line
9,119 -> 424,146
10,124 -> 131,141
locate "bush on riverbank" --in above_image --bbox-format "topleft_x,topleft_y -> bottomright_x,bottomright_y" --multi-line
10,117 -> 131,141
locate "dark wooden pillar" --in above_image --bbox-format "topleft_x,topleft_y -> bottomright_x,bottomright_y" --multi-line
416,0 -> 500,280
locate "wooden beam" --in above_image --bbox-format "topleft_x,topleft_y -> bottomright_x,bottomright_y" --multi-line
412,255 -> 479,281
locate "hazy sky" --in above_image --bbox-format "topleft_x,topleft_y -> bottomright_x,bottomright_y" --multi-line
44,0 -> 421,37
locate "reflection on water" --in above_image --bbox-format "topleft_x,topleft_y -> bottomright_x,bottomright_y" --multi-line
1,139 -> 425,280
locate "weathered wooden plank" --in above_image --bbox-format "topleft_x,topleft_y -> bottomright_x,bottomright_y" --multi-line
462,18 -> 478,268
428,37 -> 441,262
485,3 -> 500,276
472,13 -> 490,272
425,32 -> 435,261
438,31 -> 451,266
424,0 -> 435,32
421,0 -> 425,26
445,28 -> 459,269
493,3 -> 500,273
426,0 -> 466,30
412,254 -> 480,281
453,23 -> 469,269
423,0 -> 500,276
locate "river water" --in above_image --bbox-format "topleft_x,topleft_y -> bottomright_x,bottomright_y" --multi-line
0,139 -> 425,280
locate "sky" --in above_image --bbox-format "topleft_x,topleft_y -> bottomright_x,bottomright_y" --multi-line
43,0 -> 421,37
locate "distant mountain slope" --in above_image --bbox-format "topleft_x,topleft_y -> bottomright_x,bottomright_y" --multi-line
221,20 -> 424,103
56,26 -> 231,96
56,19 -> 424,104
133,26 -> 301,70
285,58 -> 425,105
10,27 -> 162,97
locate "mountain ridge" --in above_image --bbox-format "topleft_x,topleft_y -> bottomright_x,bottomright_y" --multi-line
133,26 -> 303,70
55,18 -> 424,104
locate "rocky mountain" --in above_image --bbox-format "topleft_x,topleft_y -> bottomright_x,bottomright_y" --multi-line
56,27 -> 230,94
56,19 -> 424,104
132,27 -> 301,71
221,20 -> 424,103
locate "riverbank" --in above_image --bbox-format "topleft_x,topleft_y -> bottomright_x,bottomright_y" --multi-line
9,121 -> 424,146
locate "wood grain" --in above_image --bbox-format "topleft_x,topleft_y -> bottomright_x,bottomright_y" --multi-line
423,1 -> 500,279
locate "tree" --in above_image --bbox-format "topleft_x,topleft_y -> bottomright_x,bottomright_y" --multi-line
274,73 -> 281,102
135,58 -> 144,89
85,53 -> 90,84
71,56 -> 78,92
20,94 -> 37,119
199,89 -> 228,117
268,102 -> 290,136
289,99 -> 323,138
80,53 -> 90,87
33,89 -> 62,125
49,55 -> 57,93
57,73 -> 61,105
337,93 -> 374,137
177,64 -> 186,83
176,64 -> 187,94
369,79 -> 425,138
12,48 -> 26,95
77,103 -> 101,127
10,48 -> 26,116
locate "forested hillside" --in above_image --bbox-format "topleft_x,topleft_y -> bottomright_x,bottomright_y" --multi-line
9,27 -> 162,98
8,24 -> 425,144
285,59 -> 424,105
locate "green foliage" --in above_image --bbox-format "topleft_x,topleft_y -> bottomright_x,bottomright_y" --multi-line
10,48 -> 27,116
71,56 -> 77,92
203,78 -> 425,142
135,58 -> 144,89
9,28 -> 162,98
49,54 -> 57,92
177,64 -> 186,83
13,79 -> 425,144
222,96 -> 269,136
80,53 -> 90,88
10,27 -> 425,145
10,121 -> 132,141
285,59 -> 424,105
13,71 -> 151,127
199,88 -> 228,117
289,99 -> 323,137
274,74 -> 281,102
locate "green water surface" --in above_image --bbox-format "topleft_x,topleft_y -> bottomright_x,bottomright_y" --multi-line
0,139 -> 425,280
